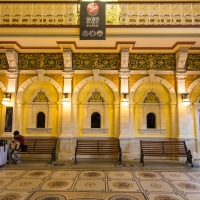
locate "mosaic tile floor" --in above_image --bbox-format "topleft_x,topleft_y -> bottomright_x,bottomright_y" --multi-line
0,160 -> 200,200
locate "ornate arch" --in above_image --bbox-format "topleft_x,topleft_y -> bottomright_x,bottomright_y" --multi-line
129,76 -> 176,104
16,76 -> 62,103
0,81 -> 6,93
187,78 -> 200,94
72,76 -> 119,103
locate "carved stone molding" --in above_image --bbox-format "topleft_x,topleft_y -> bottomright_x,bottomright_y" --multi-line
176,50 -> 188,73
6,49 -> 18,72
27,128 -> 52,133
83,128 -> 108,134
63,49 -> 73,72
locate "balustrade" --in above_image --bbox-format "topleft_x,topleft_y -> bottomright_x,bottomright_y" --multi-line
0,2 -> 200,26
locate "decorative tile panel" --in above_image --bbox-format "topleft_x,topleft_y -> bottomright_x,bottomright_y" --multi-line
186,54 -> 200,70
0,53 -> 9,69
129,54 -> 175,70
18,53 -> 64,70
73,54 -> 120,70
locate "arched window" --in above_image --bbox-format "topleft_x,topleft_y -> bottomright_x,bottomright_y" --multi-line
147,113 -> 156,128
37,112 -> 45,128
91,112 -> 101,128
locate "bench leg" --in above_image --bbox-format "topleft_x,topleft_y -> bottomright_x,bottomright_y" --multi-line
75,153 -> 77,165
140,154 -> 145,166
118,154 -> 122,165
186,150 -> 193,167
186,157 -> 193,167
50,147 -> 56,164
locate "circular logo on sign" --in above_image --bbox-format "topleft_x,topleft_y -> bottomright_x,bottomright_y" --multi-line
82,30 -> 89,37
97,30 -> 103,37
89,30 -> 96,37
87,3 -> 99,16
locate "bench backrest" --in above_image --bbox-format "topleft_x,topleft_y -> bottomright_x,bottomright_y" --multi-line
140,140 -> 188,155
163,141 -> 188,154
76,139 -> 121,154
23,138 -> 57,153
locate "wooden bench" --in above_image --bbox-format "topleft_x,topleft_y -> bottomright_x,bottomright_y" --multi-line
140,140 -> 193,167
19,138 -> 58,164
75,139 -> 122,164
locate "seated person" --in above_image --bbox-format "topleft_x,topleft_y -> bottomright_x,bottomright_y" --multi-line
8,130 -> 24,164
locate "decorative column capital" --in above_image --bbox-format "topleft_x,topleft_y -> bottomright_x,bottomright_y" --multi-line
6,49 -> 19,73
62,71 -> 74,79
6,71 -> 19,79
63,49 -> 74,70
175,49 -> 188,73
175,73 -> 187,80
62,49 -> 74,80
119,48 -> 130,78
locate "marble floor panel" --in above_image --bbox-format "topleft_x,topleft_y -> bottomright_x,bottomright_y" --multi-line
107,171 -> 134,180
134,172 -> 162,180
160,172 -> 191,181
39,178 -> 74,191
0,160 -> 200,200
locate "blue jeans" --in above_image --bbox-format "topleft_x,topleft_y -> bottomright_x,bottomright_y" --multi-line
8,148 -> 21,162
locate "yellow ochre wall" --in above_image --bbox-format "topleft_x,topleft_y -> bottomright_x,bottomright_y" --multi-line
133,82 -> 171,137
21,81 -> 59,136
77,81 -> 115,137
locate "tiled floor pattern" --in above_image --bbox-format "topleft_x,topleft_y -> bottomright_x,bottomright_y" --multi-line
0,161 -> 200,200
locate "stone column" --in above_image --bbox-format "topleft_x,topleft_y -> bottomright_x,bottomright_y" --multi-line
58,49 -> 74,160
171,103 -> 178,138
4,49 -> 19,134
114,102 -> 120,137
119,49 -> 131,138
18,103 -> 24,132
61,49 -> 74,137
175,48 -> 191,138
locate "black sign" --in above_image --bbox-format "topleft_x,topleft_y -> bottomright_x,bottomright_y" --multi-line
5,107 -> 13,132
80,1 -> 106,40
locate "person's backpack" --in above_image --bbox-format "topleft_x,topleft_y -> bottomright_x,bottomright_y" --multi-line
0,139 -> 7,152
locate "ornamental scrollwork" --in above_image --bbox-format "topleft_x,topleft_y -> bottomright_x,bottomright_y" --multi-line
129,54 -> 175,70
73,53 -> 120,70
33,91 -> 48,102
88,91 -> 104,102
186,54 -> 200,70
0,53 -> 9,69
143,91 -> 159,103
18,53 -> 64,70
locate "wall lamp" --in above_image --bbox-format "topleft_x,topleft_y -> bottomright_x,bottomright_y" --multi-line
122,93 -> 129,106
62,93 -> 70,105
1,93 -> 11,106
181,93 -> 190,106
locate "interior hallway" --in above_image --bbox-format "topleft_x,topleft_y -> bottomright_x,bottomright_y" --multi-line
0,159 -> 200,200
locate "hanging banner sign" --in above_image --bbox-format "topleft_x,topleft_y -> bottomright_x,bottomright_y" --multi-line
80,1 -> 106,40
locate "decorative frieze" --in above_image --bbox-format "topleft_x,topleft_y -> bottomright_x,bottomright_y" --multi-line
186,54 -> 200,70
0,54 -> 9,69
129,54 -> 175,70
73,53 -> 120,70
18,53 -> 64,70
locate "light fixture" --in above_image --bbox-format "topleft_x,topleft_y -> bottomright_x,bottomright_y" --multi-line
1,93 -> 11,106
62,93 -> 70,105
122,93 -> 129,106
181,93 -> 190,106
